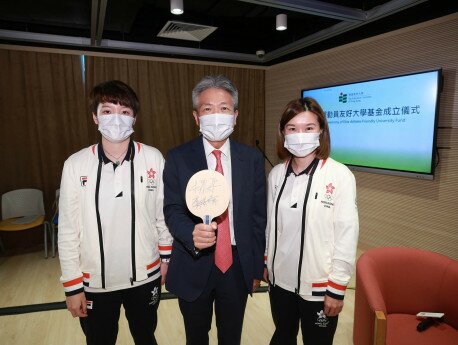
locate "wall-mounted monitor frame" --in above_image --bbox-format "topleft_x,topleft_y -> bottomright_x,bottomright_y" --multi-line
301,69 -> 442,180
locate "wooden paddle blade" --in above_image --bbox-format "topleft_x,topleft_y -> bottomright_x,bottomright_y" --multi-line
185,170 -> 230,222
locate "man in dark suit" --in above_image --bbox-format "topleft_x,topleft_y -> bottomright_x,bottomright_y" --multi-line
163,75 -> 267,345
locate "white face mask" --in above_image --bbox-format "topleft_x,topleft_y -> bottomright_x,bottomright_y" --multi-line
199,113 -> 235,142
284,132 -> 320,157
97,114 -> 135,143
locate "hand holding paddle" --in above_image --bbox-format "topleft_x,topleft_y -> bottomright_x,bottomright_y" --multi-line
185,170 -> 230,250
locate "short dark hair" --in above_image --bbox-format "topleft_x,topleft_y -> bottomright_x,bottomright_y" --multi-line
276,97 -> 331,160
89,80 -> 140,116
192,75 -> 238,110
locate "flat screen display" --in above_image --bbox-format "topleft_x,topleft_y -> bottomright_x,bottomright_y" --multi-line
301,69 -> 442,179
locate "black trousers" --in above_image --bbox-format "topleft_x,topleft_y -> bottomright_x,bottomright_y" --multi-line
269,284 -> 338,345
80,278 -> 161,345
178,247 -> 249,345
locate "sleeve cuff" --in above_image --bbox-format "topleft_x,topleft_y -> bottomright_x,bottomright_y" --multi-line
325,280 -> 347,300
159,244 -> 172,261
62,276 -> 84,296
65,287 -> 84,297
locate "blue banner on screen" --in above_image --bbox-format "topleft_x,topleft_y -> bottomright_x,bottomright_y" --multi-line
301,69 -> 441,179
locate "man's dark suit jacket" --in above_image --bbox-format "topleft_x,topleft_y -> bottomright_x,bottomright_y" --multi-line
163,136 -> 267,302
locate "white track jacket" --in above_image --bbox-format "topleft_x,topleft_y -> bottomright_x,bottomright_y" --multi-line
266,158 -> 359,300
58,142 -> 172,296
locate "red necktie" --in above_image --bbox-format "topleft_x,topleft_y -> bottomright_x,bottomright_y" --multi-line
212,150 -> 233,273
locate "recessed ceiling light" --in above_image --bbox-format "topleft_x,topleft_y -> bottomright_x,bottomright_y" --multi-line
171,0 -> 183,15
276,14 -> 287,31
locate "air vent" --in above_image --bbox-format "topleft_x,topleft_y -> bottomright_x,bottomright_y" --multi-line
157,21 -> 217,42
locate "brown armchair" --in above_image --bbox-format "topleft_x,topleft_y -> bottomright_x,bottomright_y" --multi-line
353,246 -> 458,345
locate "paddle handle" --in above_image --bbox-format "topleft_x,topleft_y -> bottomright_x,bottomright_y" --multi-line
204,215 -> 210,225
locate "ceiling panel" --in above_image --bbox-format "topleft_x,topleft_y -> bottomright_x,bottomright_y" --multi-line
0,0 -> 456,65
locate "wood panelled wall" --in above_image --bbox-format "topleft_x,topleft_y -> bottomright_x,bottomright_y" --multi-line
0,47 -> 265,252
265,13 -> 458,260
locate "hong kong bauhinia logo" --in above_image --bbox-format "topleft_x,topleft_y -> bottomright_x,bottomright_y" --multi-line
315,310 -> 329,328
147,168 -> 156,179
326,183 -> 335,194
323,182 -> 335,203
146,168 -> 157,191
149,286 -> 159,305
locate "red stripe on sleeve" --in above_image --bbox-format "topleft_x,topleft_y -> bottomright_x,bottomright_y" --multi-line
159,245 -> 172,250
328,280 -> 347,291
312,282 -> 328,288
63,276 -> 83,287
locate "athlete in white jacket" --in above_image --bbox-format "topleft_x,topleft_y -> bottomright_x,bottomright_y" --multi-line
58,80 -> 172,345
264,97 -> 359,345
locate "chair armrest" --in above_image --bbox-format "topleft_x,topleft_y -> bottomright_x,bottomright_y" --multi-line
358,256 -> 387,313
374,310 -> 386,345
354,254 -> 388,345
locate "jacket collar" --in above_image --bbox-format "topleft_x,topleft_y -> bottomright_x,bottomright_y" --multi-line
97,140 -> 135,164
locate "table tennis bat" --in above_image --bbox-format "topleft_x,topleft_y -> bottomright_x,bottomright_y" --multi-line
185,169 -> 230,224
